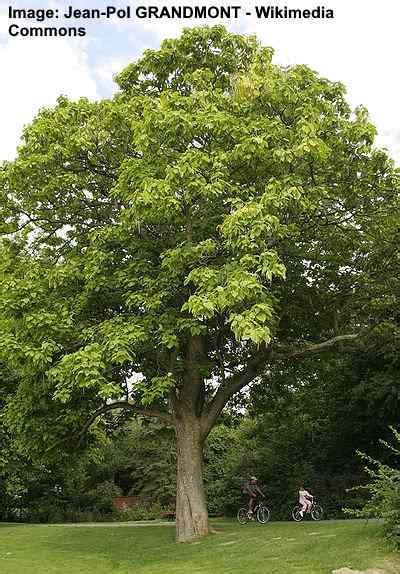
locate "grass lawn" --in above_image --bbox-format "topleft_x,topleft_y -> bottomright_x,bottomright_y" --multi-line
0,519 -> 398,574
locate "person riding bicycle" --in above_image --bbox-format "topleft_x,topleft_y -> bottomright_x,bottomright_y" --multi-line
243,476 -> 265,515
298,485 -> 313,517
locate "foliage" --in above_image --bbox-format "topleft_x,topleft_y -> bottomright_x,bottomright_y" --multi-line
123,421 -> 176,503
204,423 -> 244,516
117,501 -> 163,522
84,419 -> 176,503
12,474 -> 123,523
346,428 -> 400,544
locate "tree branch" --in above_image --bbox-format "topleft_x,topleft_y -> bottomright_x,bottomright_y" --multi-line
77,401 -> 173,447
201,334 -> 358,438
201,351 -> 270,438
287,333 -> 358,358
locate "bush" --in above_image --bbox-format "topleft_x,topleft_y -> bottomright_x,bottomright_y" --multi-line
11,480 -> 123,523
88,480 -> 123,514
116,501 -> 163,521
345,427 -> 400,545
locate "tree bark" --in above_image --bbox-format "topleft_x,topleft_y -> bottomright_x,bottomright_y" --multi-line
175,415 -> 209,543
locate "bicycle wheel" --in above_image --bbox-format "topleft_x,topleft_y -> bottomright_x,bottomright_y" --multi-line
237,507 -> 249,524
292,505 -> 303,522
256,505 -> 270,524
311,504 -> 323,521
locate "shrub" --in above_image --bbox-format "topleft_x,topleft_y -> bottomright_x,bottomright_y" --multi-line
117,501 -> 163,521
346,427 -> 400,545
88,480 -> 123,514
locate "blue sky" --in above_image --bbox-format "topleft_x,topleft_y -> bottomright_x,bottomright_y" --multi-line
1,0 -> 399,163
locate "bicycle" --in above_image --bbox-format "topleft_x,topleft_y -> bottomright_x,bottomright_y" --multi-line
237,500 -> 271,524
291,500 -> 323,522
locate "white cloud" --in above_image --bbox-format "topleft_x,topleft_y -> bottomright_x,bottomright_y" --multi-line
0,8 -> 98,161
237,0 -> 400,163
94,57 -> 131,93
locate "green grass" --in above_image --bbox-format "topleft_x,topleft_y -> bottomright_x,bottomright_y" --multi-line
0,520 -> 398,574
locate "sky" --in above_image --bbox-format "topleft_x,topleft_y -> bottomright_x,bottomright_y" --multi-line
1,0 -> 399,163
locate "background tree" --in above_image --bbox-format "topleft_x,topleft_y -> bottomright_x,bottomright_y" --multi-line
94,419 -> 177,504
0,26 -> 398,541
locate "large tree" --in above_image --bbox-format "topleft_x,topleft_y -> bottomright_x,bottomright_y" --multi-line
0,26 -> 398,541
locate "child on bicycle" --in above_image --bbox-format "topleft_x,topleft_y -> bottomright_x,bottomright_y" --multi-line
298,485 -> 313,517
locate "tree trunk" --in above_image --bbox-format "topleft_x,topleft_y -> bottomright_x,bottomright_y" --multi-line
175,416 -> 209,542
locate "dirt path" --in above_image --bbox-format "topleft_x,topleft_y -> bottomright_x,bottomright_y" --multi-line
0,518 -> 374,528
1,520 -> 175,528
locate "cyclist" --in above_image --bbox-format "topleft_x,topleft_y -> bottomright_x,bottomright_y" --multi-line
298,485 -> 313,517
243,475 -> 265,515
